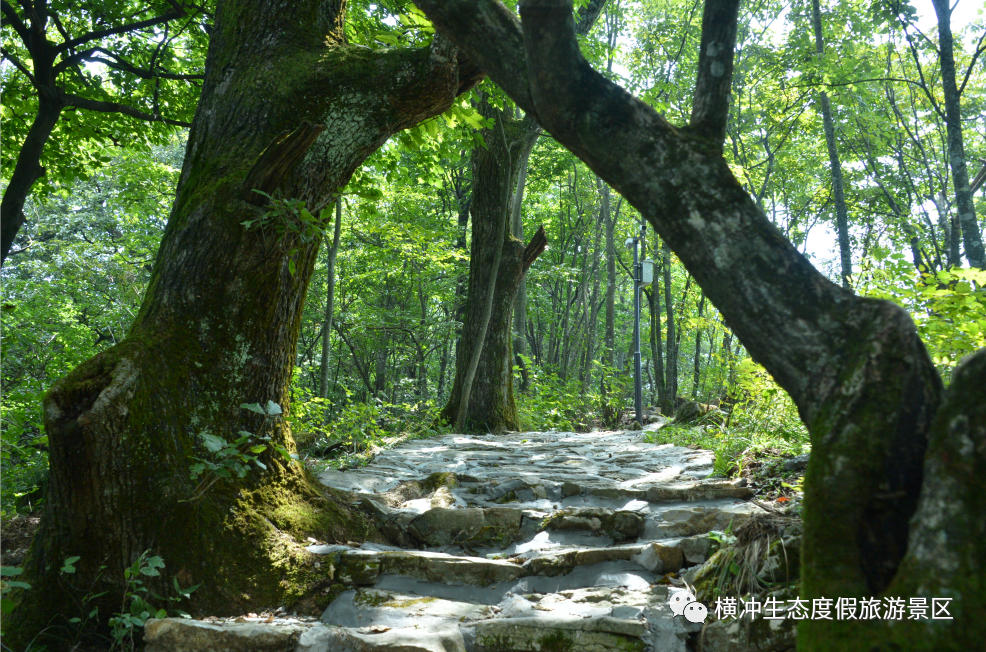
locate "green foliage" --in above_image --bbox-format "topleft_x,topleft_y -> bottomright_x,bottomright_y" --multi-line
1,0 -> 206,198
644,359 -> 808,477
857,255 -> 986,377
184,401 -> 293,503
516,364 -> 601,432
107,551 -> 198,650
243,192 -> 336,276
1,140 -> 178,516
1,565 -> 31,616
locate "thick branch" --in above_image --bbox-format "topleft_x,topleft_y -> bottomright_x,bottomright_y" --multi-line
522,224 -> 548,271
242,122 -> 327,204
1,1 -> 30,44
1,47 -> 36,85
689,0 -> 740,147
59,91 -> 192,127
415,0 -> 537,118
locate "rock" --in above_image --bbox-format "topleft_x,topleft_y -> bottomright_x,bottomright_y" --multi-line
673,400 -> 725,426
144,619 -> 309,652
430,486 -> 456,509
408,507 -> 523,547
781,454 -> 809,472
631,542 -> 684,573
485,478 -> 526,500
698,596 -> 797,652
561,481 -> 582,497
679,534 -> 712,565
373,550 -> 529,586
541,508 -> 644,542
322,589 -> 493,630
299,623 -> 466,652
471,616 -> 646,652
359,497 -> 392,519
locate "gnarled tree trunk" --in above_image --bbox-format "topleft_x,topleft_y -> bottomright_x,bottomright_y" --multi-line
11,0 -> 481,643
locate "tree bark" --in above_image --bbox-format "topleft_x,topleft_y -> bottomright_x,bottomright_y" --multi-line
511,129 -> 538,392
931,0 -> 985,268
414,0 -> 967,646
691,292 -> 705,399
12,0 -> 483,640
661,241 -> 678,412
440,98 -> 546,433
318,196 -> 343,409
810,0 -> 853,288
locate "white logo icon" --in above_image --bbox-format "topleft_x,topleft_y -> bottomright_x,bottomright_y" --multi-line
668,588 -> 709,623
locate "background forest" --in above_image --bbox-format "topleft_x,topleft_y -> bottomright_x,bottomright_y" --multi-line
2,0 -> 985,520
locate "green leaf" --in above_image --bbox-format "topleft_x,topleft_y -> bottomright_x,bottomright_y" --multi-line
249,445 -> 267,454
0,567 -> 24,577
201,434 -> 226,453
265,401 -> 283,416
155,608 -> 168,619
241,402 -> 266,415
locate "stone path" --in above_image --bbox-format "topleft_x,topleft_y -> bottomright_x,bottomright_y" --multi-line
146,426 -> 766,652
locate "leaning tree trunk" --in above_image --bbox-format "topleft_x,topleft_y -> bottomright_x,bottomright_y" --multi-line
415,0 -> 983,647
10,0 -> 482,643
440,98 -> 545,433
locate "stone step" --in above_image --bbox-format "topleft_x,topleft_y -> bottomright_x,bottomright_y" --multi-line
322,589 -> 495,630
467,615 -> 647,652
143,618 -> 466,652
333,550 -> 529,587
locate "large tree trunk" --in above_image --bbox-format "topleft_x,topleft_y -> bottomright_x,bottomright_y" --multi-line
415,0 -> 982,647
12,0 -> 482,641
440,98 -> 545,433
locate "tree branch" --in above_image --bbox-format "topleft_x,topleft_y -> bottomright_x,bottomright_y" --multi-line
1,47 -> 36,85
958,28 -> 986,96
54,46 -> 204,79
1,1 -> 30,44
689,0 -> 740,148
59,91 -> 192,127
415,0 -> 537,118
55,10 -> 185,53
522,224 -> 548,271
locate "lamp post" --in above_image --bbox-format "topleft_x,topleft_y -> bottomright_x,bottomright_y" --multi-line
626,221 -> 651,425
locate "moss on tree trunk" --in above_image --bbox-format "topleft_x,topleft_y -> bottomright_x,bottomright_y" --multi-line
440,98 -> 544,433
7,0 -> 482,646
